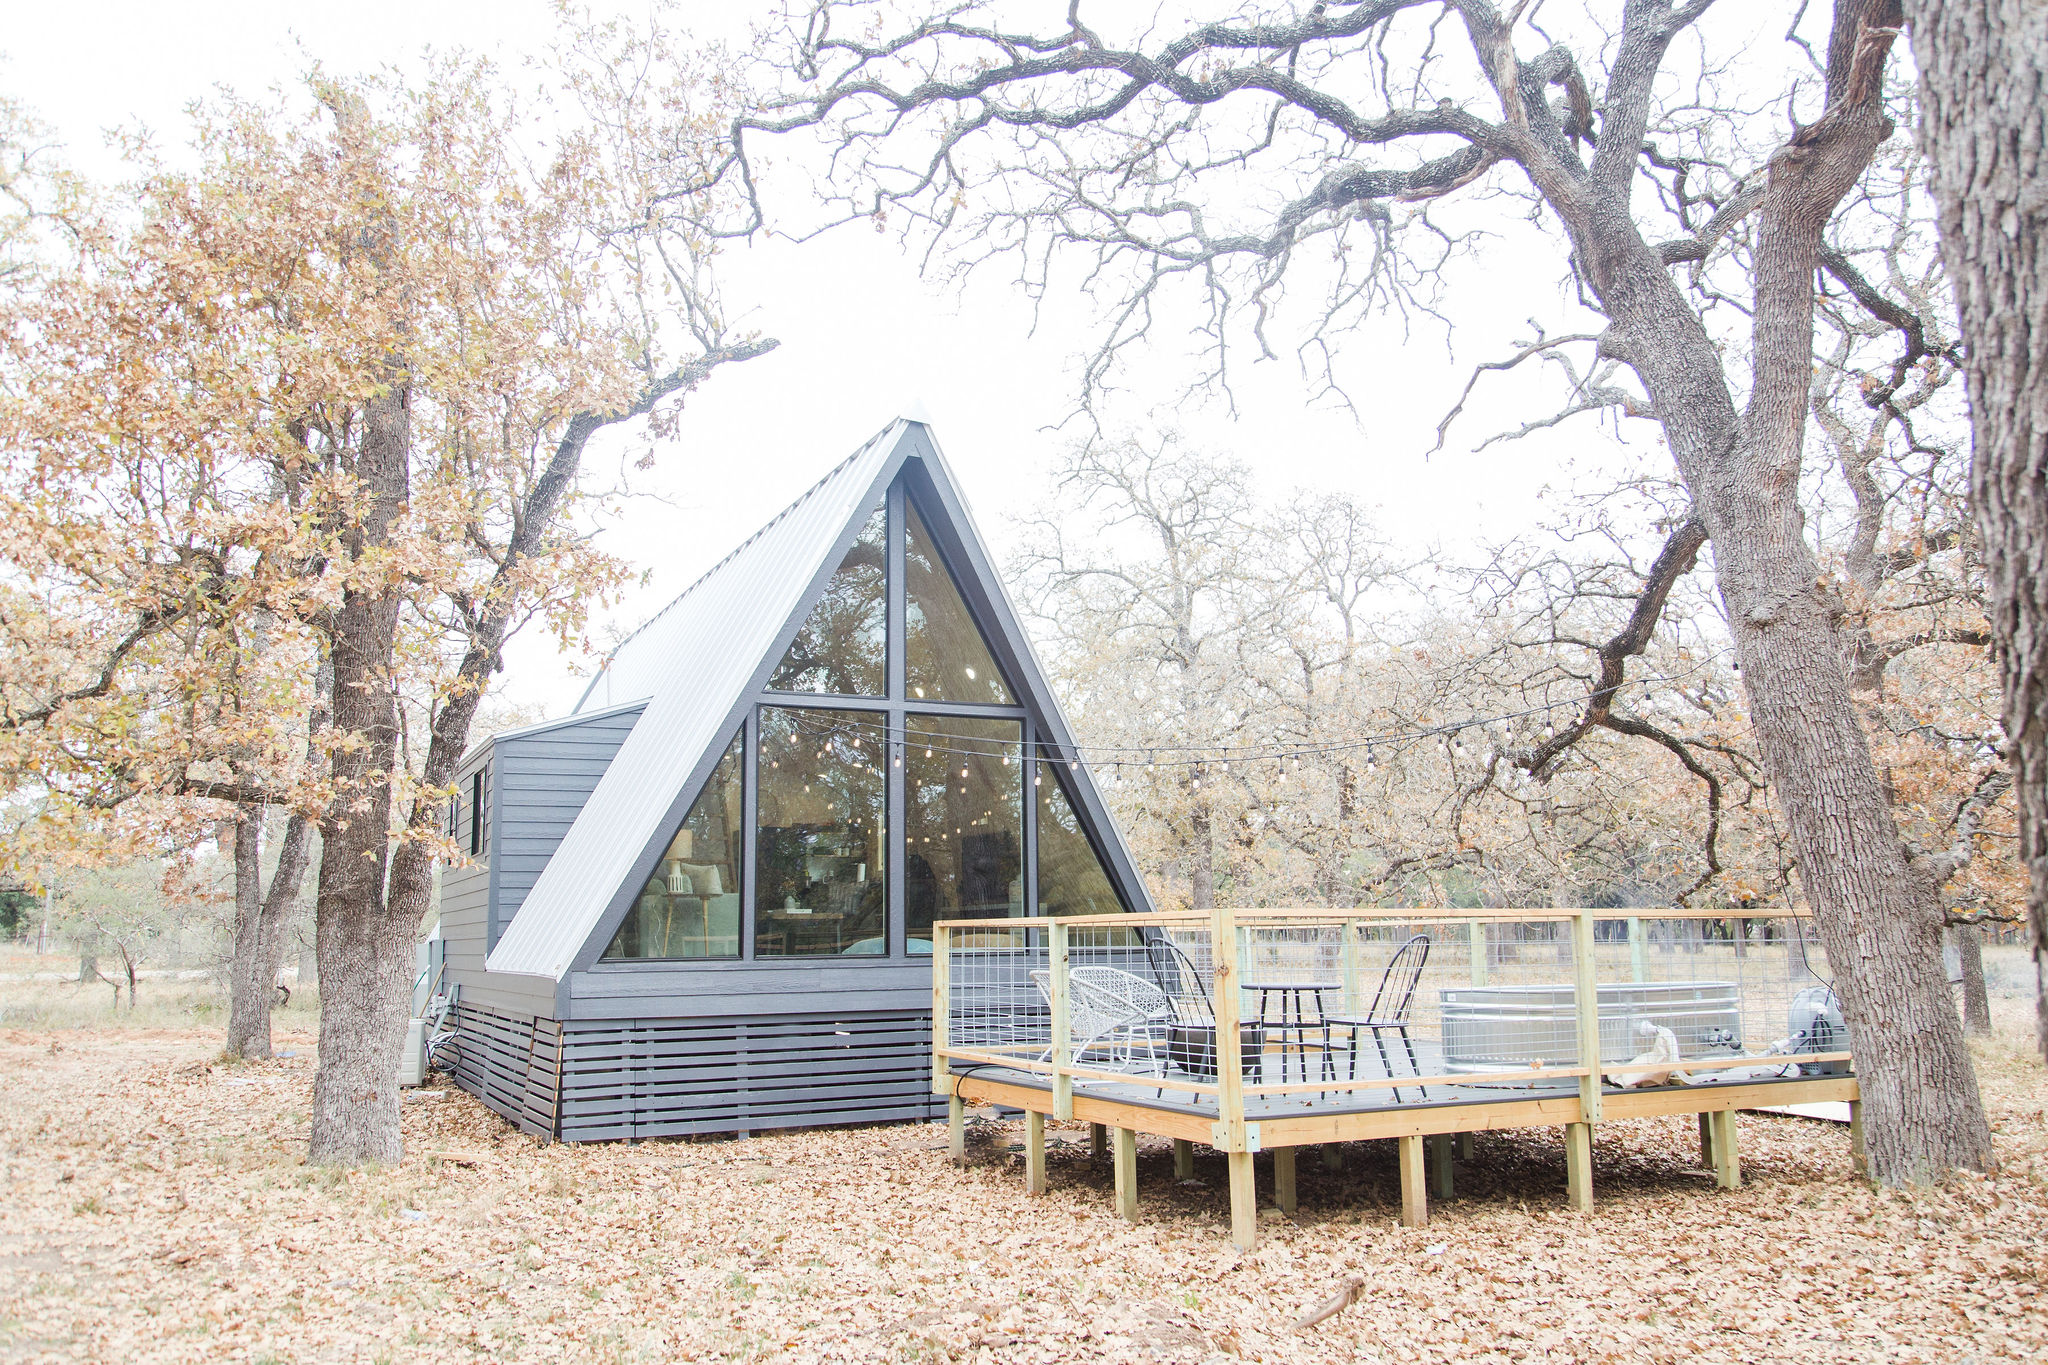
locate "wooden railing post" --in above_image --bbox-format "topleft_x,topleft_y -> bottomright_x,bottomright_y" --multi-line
931,923 -> 951,1097
1211,903 -> 1256,1249
1213,903 -> 1246,1148
1050,920 -> 1073,1121
1340,919 -> 1361,1014
1470,918 -> 1489,986
1573,911 -> 1602,1125
1628,915 -> 1647,983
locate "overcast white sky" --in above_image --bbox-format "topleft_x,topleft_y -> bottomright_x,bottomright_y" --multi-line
5,1 -> 1677,718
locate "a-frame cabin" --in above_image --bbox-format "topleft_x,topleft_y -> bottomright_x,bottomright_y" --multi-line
440,418 -> 1151,1140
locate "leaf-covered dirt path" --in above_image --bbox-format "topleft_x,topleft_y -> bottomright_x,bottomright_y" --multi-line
0,1027 -> 2042,1363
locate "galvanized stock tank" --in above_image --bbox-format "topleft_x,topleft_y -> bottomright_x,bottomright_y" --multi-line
1439,980 -> 1741,1085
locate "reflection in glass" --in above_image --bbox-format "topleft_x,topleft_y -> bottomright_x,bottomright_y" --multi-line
906,502 -> 1013,705
906,715 -> 1022,941
755,707 -> 887,956
769,505 -> 887,695
1037,768 -> 1124,915
603,731 -> 743,959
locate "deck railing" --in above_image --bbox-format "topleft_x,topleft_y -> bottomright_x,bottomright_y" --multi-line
933,906 -> 1853,1145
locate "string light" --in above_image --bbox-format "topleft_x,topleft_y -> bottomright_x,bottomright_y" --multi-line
768,682 -> 1668,772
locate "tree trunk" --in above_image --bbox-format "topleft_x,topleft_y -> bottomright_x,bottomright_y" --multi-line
1901,0 -> 2048,1059
307,369 -> 414,1165
1951,923 -> 1993,1036
1188,801 -> 1215,910
225,809 -> 314,1060
1521,0 -> 1993,1180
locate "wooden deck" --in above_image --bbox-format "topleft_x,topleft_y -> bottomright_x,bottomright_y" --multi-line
932,906 -> 1865,1248
943,1062 -> 1861,1243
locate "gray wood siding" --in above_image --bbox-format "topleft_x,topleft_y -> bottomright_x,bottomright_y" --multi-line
489,704 -> 645,949
565,960 -> 935,1021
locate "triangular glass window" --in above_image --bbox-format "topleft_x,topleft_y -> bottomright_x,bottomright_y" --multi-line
906,501 -> 1014,705
603,730 -> 743,959
770,504 -> 887,695
1036,768 -> 1124,915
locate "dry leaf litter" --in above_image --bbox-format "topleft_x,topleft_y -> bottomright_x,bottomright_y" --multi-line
1,1024 -> 2043,1363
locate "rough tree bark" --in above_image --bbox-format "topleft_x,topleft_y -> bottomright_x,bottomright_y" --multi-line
1901,0 -> 2048,1057
223,808 -> 314,1061
307,372 -> 416,1165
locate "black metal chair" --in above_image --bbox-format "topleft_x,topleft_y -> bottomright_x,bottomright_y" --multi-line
1143,933 -> 1263,1090
1324,934 -> 1431,1101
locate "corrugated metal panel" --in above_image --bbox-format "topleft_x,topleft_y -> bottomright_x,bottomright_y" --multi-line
485,420 -> 911,979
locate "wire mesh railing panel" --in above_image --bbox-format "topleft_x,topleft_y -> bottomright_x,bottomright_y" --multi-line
945,925 -> 1051,1065
1590,913 -> 1848,1085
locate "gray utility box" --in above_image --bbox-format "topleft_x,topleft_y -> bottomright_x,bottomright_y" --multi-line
1440,980 -> 1741,1084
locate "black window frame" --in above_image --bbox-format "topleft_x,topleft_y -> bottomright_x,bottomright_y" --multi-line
595,476 -> 1128,971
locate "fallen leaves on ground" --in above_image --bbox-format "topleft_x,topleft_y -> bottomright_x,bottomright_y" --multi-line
0,1021 -> 2042,1363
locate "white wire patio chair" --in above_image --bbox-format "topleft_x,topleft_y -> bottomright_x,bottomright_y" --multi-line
1029,967 -> 1173,1075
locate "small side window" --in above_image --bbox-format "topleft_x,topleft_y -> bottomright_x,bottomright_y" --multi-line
470,766 -> 490,857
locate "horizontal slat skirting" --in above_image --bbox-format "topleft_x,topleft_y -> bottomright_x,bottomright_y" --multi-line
543,1010 -> 937,1142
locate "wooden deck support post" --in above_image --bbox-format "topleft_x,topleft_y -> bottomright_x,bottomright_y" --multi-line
1274,1147 -> 1297,1215
1025,1110 -> 1047,1196
1322,1144 -> 1344,1171
1697,1111 -> 1715,1168
1089,1123 -> 1107,1163
1569,908 -> 1601,1217
1710,1109 -> 1741,1190
1398,1133 -> 1427,1227
1565,1122 -> 1594,1212
1849,1099 -> 1867,1178
1428,1133 -> 1454,1200
1173,1138 -> 1195,1181
1227,1150 -> 1257,1249
947,1094 -> 965,1164
1454,1131 -> 1474,1162
1113,1127 -> 1138,1222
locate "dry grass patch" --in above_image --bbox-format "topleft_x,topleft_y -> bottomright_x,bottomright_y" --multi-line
0,1013 -> 2042,1363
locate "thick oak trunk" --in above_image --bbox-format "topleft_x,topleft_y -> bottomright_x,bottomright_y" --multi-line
1530,0 -> 1993,1180
1902,0 -> 2048,1056
307,378 -> 413,1165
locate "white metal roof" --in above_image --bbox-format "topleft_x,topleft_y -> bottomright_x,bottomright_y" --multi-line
486,420 -> 910,978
